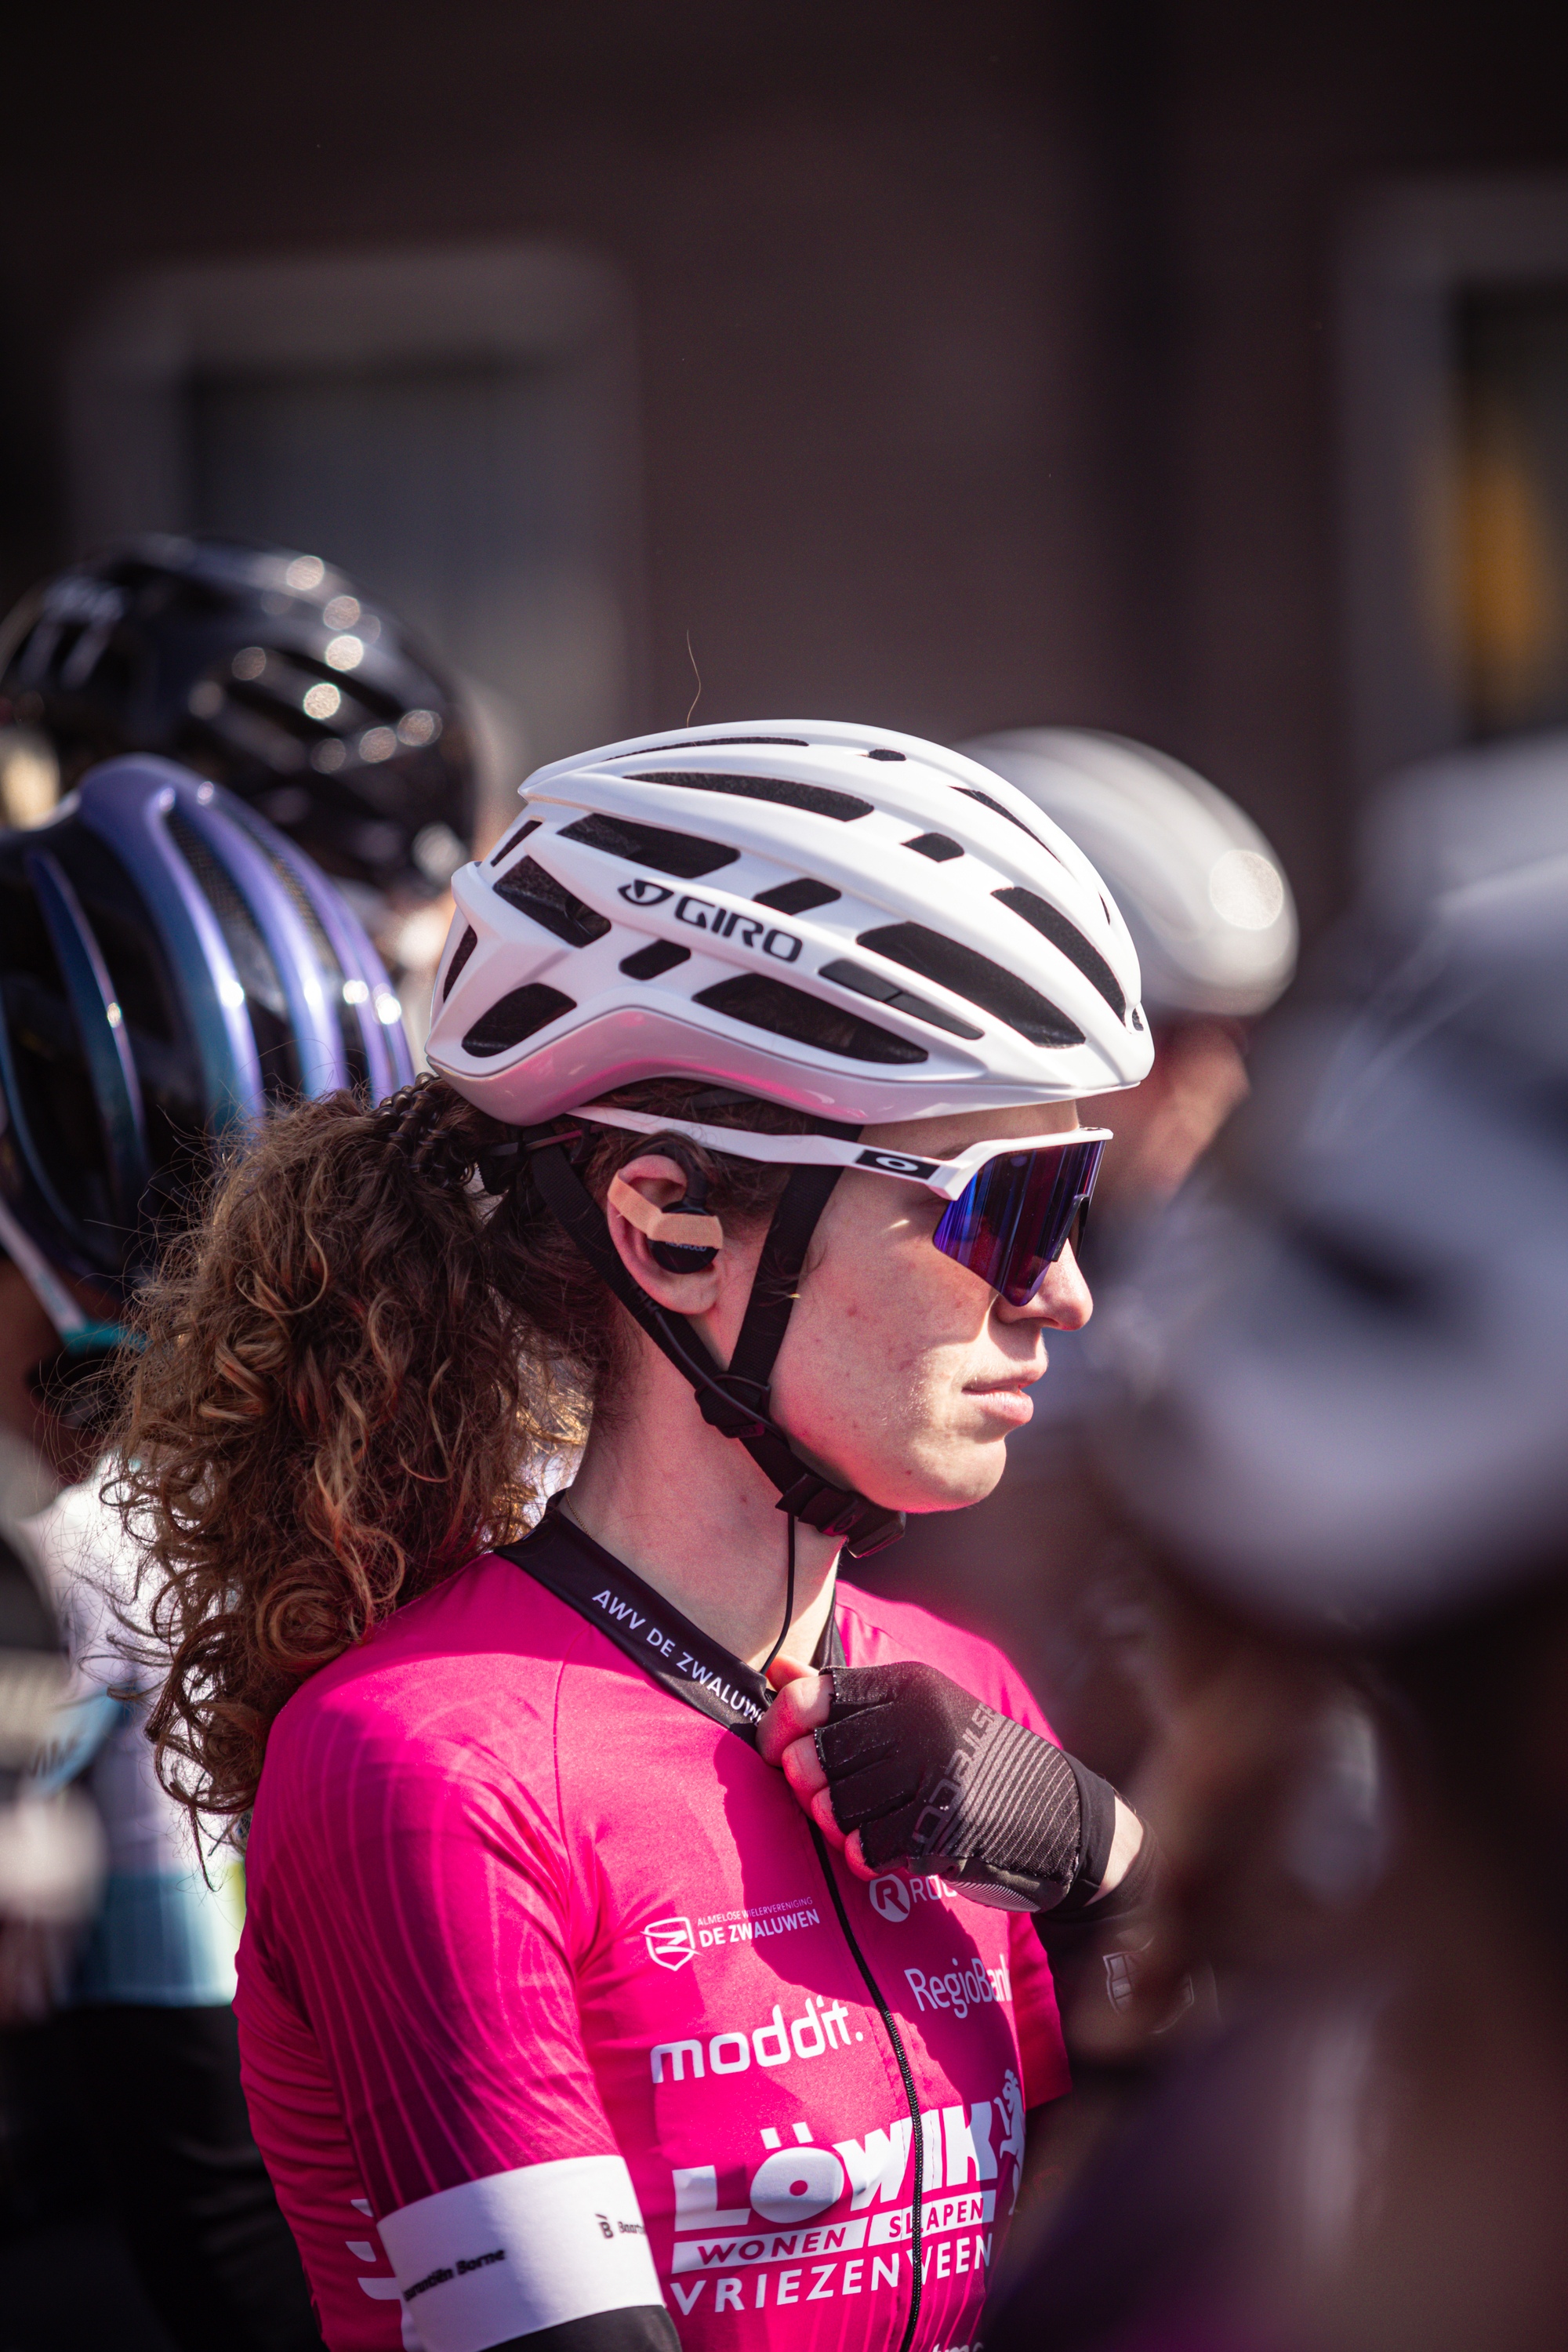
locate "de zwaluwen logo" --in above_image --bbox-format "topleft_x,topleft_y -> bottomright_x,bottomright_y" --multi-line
644,1916 -> 697,1970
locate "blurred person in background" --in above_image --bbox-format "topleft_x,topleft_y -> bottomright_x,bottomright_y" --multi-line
858,729 -> 1297,1784
985,805 -> 1568,2352
1348,719 -> 1568,984
0,1526 -> 104,2024
0,534 -> 485,1054
0,755 -> 411,2351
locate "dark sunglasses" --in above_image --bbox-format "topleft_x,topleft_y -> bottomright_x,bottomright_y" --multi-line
927,1133 -> 1107,1305
575,1105 -> 1110,1308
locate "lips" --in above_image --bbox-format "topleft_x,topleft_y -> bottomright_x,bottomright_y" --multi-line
964,1374 -> 1039,1428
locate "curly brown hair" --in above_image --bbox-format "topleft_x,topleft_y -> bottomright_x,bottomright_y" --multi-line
111,1074 -> 805,1837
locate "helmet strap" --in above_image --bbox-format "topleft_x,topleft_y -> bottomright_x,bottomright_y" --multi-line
707,1162 -> 842,1425
526,1141 -> 905,1558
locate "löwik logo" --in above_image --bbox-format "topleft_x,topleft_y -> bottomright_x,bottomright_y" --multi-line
645,1917 -> 697,1970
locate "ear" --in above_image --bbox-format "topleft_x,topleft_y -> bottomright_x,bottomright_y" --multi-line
604,1153 -> 730,1313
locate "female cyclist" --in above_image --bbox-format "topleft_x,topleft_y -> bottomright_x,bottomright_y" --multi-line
119,720 -> 1155,2352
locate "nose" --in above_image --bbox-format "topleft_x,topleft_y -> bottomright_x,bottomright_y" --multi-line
995,1242 -> 1092,1332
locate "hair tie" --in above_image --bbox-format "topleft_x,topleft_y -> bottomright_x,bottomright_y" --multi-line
376,1083 -> 475,1192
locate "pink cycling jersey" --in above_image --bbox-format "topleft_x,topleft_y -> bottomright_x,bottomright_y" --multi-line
237,1511 -> 1070,2352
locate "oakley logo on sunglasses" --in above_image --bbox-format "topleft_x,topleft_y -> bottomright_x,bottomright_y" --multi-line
855,1148 -> 940,1179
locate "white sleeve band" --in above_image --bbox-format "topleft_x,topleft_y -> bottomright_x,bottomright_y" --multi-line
376,2154 -> 662,2352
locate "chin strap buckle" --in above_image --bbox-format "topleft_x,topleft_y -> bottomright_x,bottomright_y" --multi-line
774,1472 -> 906,1558
695,1373 -> 773,1441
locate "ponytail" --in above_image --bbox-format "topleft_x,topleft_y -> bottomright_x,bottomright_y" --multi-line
114,1074 -> 804,1832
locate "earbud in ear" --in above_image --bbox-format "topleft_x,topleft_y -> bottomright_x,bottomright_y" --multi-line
651,1232 -> 720,1273
608,1159 -> 723,1274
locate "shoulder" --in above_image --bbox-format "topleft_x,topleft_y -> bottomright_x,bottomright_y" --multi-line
249,1548 -> 595,1904
260,1547 -> 591,1790
833,1577 -> 1055,1739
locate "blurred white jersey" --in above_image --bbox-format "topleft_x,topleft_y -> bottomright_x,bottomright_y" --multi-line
24,1475 -> 241,2005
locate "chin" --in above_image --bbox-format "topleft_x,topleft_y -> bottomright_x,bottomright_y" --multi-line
883,1444 -> 1008,1517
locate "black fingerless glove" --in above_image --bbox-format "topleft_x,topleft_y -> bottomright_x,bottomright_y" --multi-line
814,1661 -> 1131,1912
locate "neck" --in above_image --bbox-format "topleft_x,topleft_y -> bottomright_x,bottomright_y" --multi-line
565,1345 -> 842,1670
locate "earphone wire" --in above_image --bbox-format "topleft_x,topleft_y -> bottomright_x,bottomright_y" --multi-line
760,1508 -> 797,1678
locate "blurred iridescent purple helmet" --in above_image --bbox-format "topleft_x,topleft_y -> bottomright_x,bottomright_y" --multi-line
0,755 -> 412,1296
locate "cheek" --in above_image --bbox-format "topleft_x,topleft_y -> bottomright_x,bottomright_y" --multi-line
772,1210 -> 990,1432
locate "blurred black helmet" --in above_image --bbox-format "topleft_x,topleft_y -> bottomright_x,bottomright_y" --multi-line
0,536 -> 477,900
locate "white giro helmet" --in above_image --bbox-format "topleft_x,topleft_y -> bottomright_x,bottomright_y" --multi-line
426,719 -> 1151,1126
959,730 -> 1297,1022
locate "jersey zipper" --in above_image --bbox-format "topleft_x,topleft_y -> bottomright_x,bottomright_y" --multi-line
807,1822 -> 924,2352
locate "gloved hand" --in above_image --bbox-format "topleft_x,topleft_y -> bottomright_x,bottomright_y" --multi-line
759,1657 -> 1148,1913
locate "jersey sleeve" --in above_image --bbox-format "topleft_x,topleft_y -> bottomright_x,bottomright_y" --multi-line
241,1676 -> 667,2352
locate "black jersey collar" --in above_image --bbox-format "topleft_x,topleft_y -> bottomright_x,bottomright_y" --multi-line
498,1502 -> 843,1744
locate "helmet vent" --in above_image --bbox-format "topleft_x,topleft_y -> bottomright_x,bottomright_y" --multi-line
753,877 -> 841,915
955,786 -> 1062,861
855,922 -> 1084,1051
442,925 -> 478,1001
222,803 -> 372,1087
490,817 -> 540,866
628,771 -> 873,823
993,887 -> 1127,1018
463,982 -> 575,1058
560,811 -> 739,879
694,973 -> 927,1065
223,804 -> 347,984
819,957 -> 984,1041
619,940 -> 690,982
902,833 -> 963,862
165,811 -> 298,1093
165,815 -> 277,1005
866,748 -> 906,761
495,857 -> 612,949
622,736 -> 808,753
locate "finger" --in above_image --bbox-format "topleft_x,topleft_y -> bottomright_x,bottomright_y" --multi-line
766,1655 -> 816,1691
811,1749 -> 916,1828
756,1671 -> 833,1764
809,1784 -> 845,1847
780,1733 -> 829,1800
842,1828 -> 878,1882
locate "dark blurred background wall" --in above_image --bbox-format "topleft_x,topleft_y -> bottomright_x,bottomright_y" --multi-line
3,0 -> 1567,929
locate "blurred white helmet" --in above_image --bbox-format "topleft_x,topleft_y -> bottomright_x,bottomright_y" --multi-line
1098,851 -> 1568,1637
1359,724 -> 1568,935
960,729 -> 1297,1022
428,719 -> 1152,1127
